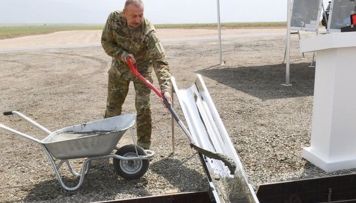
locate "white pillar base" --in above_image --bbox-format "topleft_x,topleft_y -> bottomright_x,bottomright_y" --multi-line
303,147 -> 356,172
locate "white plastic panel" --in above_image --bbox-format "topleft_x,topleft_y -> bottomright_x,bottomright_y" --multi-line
171,75 -> 259,202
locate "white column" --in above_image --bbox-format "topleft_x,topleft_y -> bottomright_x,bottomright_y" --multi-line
300,32 -> 356,172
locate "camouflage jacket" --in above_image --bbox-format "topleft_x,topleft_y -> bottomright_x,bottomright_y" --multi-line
101,11 -> 171,93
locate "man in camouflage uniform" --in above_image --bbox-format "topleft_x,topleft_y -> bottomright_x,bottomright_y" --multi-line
101,0 -> 171,149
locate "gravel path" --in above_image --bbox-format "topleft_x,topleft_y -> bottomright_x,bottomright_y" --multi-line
1,28 -> 356,202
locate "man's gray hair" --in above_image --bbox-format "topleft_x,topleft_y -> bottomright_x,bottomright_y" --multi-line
124,0 -> 144,9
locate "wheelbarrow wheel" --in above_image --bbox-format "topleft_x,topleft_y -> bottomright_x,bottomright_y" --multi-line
113,144 -> 149,180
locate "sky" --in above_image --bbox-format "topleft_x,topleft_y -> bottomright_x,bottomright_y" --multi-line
0,0 -> 330,25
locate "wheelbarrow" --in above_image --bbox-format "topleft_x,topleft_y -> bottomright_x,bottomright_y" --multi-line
0,111 -> 154,191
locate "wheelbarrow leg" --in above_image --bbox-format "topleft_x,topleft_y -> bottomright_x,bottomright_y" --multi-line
42,146 -> 90,191
57,160 -> 90,177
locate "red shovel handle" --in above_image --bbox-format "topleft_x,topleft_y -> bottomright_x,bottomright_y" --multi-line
126,58 -> 194,145
126,58 -> 177,121
126,58 -> 163,98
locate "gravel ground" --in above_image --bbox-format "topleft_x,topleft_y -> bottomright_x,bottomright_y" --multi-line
1,28 -> 356,202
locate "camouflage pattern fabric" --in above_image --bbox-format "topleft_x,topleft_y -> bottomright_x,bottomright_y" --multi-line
101,11 -> 171,149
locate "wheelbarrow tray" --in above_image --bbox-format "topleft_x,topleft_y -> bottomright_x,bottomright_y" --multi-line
42,114 -> 135,159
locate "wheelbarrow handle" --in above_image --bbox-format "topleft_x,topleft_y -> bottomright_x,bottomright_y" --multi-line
0,123 -> 42,144
3,111 -> 13,116
3,111 -> 51,134
1,111 -> 52,144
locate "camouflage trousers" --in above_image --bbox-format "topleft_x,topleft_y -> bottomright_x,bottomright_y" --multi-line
105,65 -> 152,149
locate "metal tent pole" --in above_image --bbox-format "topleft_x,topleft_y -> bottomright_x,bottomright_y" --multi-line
171,87 -> 175,155
283,0 -> 293,86
217,0 -> 224,65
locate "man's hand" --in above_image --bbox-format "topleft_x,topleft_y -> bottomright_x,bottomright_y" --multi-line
120,52 -> 136,64
163,91 -> 172,105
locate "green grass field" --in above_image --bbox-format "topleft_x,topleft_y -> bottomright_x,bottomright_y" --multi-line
0,24 -> 103,39
156,22 -> 286,29
0,22 -> 286,39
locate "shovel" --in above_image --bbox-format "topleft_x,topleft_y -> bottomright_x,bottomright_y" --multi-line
126,58 -> 236,174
